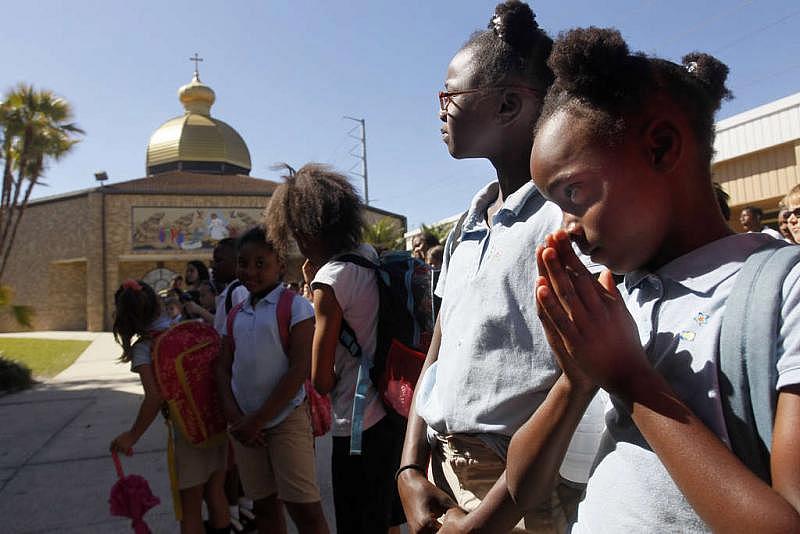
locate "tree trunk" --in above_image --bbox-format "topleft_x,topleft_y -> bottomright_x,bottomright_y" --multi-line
1,145 -> 12,212
0,129 -> 31,283
0,157 -> 39,283
0,149 -> 12,249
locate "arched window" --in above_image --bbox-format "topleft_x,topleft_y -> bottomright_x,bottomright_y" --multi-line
142,268 -> 177,294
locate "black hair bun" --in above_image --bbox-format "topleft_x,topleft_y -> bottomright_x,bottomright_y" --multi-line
549,27 -> 630,99
489,0 -> 540,52
682,52 -> 733,107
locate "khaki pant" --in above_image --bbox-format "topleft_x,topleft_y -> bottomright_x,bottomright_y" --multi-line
430,433 -> 580,533
230,403 -> 321,503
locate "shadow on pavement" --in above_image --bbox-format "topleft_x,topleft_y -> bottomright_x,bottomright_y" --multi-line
1,378 -> 336,534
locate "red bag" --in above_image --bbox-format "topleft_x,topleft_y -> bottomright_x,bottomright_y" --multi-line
379,339 -> 426,418
152,322 -> 227,447
227,289 -> 332,437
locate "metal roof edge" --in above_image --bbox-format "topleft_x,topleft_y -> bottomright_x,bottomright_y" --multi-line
716,91 -> 800,132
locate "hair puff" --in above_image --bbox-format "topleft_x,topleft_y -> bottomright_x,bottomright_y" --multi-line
548,27 -> 632,101
462,0 -> 553,90
490,0 -> 540,53
681,52 -> 733,109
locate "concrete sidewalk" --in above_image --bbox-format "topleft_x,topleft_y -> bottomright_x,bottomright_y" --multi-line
0,332 -> 336,533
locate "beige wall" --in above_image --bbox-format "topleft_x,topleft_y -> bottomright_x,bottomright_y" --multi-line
714,140 -> 800,211
713,140 -> 800,233
48,261 -> 88,330
1,195 -> 91,331
2,187 -> 407,332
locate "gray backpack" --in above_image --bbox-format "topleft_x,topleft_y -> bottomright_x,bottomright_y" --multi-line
719,239 -> 800,483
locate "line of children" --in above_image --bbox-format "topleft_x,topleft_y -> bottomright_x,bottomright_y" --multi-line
265,164 -> 406,534
107,6 -> 800,533
500,27 -> 800,532
109,280 -> 231,534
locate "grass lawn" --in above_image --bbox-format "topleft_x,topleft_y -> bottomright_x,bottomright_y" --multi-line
0,338 -> 91,378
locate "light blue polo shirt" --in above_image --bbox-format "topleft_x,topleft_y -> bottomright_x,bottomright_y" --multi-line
415,180 -> 564,438
229,285 -> 314,429
573,233 -> 800,533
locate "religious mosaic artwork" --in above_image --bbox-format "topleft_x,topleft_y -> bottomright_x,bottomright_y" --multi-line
132,207 -> 262,251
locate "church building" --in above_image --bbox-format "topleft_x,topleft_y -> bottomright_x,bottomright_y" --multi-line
2,69 -> 405,332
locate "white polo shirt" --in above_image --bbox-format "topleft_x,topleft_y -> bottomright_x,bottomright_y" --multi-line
416,181 -> 564,438
574,233 -> 800,532
229,284 -> 314,429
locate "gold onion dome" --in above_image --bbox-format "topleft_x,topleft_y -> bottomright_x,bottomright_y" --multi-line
146,72 -> 252,175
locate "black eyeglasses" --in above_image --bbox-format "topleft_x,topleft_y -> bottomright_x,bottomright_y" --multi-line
438,85 -> 539,111
786,207 -> 800,219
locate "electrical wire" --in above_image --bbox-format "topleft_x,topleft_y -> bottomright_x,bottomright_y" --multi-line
658,0 -> 755,47
712,7 -> 800,54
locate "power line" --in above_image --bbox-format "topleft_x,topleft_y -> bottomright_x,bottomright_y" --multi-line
658,0 -> 755,48
736,57 -> 800,89
712,7 -> 800,54
323,133 -> 351,169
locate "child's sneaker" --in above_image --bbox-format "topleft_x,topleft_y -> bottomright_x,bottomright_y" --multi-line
238,505 -> 257,533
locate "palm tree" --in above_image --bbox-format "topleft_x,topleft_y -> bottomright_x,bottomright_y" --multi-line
420,221 -> 455,244
363,217 -> 404,253
0,84 -> 84,282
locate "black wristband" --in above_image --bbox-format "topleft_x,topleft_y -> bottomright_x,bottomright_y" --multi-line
395,463 -> 426,482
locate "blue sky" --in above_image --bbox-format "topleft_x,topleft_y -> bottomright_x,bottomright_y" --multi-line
3,0 -> 800,230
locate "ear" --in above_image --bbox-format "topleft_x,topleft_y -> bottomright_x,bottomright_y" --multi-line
496,90 -> 524,126
644,119 -> 682,173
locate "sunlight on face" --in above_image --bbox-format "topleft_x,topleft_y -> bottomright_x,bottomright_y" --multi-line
531,110 -> 671,273
785,205 -> 800,243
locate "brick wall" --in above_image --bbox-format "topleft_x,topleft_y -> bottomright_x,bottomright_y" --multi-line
47,261 -> 88,330
1,194 -> 90,331
2,181 -> 407,332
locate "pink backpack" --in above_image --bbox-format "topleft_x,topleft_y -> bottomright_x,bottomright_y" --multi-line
226,289 -> 332,437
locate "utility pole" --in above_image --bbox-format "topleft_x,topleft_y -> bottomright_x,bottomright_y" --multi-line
343,116 -> 369,205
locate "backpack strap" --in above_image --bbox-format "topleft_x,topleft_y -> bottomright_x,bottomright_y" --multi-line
276,289 -> 295,356
333,253 -> 377,360
719,239 -> 800,483
451,210 -> 469,251
224,280 -> 244,315
330,253 -> 378,456
225,301 -> 246,352
336,253 -> 378,271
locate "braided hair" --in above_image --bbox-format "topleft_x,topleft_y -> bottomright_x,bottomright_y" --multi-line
539,27 -> 732,164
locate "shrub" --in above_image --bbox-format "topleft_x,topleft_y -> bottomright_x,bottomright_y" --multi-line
0,354 -> 34,393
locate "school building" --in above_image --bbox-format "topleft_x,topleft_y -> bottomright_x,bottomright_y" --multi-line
405,91 -> 800,244
2,71 -> 405,332
713,91 -> 800,231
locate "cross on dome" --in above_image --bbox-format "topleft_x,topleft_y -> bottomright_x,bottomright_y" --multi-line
189,53 -> 203,77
